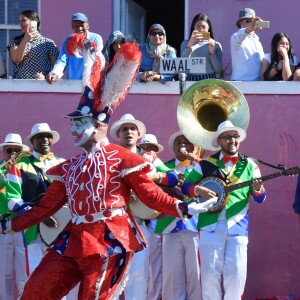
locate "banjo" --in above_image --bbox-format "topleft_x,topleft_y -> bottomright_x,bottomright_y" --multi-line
39,205 -> 72,245
198,166 -> 300,213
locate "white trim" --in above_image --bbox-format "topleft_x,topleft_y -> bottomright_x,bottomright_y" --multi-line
1,79 -> 300,95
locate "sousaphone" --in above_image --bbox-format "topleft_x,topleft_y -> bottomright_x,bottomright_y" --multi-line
177,79 -> 249,151
177,79 -> 250,212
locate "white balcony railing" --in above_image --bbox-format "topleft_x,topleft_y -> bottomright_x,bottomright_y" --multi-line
1,79 -> 300,95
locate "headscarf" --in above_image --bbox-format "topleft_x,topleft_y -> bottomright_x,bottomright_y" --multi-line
146,24 -> 168,73
102,31 -> 126,63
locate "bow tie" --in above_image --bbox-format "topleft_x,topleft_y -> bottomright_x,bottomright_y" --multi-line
221,156 -> 239,165
39,152 -> 54,161
177,159 -> 191,168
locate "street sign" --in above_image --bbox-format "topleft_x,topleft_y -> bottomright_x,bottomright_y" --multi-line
159,57 -> 206,74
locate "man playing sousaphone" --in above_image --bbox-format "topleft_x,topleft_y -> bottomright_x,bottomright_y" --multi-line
181,120 -> 266,300
154,130 -> 206,300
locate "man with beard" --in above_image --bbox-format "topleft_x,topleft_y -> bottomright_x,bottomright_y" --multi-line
4,123 -> 64,296
182,120 -> 266,300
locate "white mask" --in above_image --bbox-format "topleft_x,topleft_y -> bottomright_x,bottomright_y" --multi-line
70,117 -> 95,147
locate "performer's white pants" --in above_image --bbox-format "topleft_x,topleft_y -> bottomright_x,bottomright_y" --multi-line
123,222 -> 152,300
162,230 -> 201,300
199,220 -> 248,300
146,233 -> 162,300
0,232 -> 43,299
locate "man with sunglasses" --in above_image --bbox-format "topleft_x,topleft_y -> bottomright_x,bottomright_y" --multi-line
230,8 -> 265,81
182,120 -> 267,300
0,133 -> 30,300
3,123 -> 64,297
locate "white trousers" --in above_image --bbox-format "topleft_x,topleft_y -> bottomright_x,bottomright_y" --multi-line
0,232 -> 44,300
162,230 -> 201,300
199,220 -> 248,300
123,222 -> 152,300
146,233 -> 162,300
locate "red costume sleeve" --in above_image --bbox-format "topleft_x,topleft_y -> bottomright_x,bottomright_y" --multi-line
121,152 -> 181,217
11,180 -> 68,232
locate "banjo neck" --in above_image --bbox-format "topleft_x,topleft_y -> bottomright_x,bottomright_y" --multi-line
224,167 -> 300,194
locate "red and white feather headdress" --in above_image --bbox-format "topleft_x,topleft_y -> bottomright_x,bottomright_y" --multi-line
65,33 -> 142,123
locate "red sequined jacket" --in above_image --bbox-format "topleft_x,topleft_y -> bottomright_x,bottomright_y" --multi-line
11,144 -> 182,257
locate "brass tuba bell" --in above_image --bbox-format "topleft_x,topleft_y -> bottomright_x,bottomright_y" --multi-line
177,79 -> 250,151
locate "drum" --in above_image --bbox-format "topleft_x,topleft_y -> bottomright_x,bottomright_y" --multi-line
198,176 -> 228,213
39,205 -> 72,245
129,185 -> 185,220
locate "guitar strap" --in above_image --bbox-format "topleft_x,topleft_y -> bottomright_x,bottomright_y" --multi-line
240,154 -> 286,170
201,152 -> 231,184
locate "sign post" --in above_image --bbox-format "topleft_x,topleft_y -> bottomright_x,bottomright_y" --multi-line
159,57 -> 206,74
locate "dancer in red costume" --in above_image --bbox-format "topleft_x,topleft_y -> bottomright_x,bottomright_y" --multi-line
0,35 -> 216,300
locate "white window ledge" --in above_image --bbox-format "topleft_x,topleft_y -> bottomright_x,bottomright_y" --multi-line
0,79 -> 300,95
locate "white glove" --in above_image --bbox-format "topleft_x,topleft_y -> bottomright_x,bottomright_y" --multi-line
188,197 -> 218,215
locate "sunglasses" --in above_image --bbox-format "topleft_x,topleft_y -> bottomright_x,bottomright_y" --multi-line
5,148 -> 22,154
243,19 -> 252,24
218,134 -> 241,142
34,133 -> 53,140
150,31 -> 164,36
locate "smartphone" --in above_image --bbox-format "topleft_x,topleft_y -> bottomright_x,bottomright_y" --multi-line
255,20 -> 270,29
29,20 -> 37,32
201,32 -> 210,40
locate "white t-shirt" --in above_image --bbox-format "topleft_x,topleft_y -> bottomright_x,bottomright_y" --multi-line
230,28 -> 264,81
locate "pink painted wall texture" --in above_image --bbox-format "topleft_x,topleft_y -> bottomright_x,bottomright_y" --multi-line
0,87 -> 299,299
3,0 -> 300,298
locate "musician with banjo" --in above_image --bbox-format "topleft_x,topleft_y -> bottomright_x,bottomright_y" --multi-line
181,120 -> 266,300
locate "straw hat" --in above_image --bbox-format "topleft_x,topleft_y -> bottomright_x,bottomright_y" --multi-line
109,114 -> 146,141
25,123 -> 60,145
137,134 -> 164,153
0,133 -> 30,151
211,120 -> 246,148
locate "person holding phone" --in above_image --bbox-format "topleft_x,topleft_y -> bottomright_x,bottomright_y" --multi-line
7,10 -> 59,79
230,8 -> 265,81
180,13 -> 223,81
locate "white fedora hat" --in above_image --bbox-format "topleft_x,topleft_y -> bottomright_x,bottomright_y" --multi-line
137,134 -> 164,153
168,131 -> 184,153
109,114 -> 146,141
0,133 -> 30,151
211,120 -> 246,148
25,123 -> 60,145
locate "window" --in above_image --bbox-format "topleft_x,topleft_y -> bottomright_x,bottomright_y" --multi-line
0,0 -> 39,78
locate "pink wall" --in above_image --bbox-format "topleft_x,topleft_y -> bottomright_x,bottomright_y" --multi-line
40,0 -> 112,49
0,82 -> 299,299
